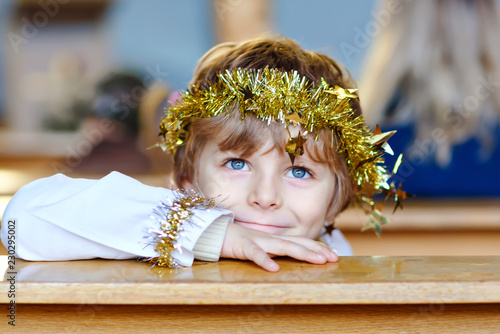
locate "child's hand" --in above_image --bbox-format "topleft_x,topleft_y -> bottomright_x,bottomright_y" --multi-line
221,223 -> 338,272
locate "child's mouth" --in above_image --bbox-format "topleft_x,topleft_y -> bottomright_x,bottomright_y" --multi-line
234,220 -> 289,234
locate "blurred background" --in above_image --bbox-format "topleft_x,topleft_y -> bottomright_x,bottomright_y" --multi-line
0,0 -> 499,256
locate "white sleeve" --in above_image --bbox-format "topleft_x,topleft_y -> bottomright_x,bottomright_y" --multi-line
318,228 -> 353,256
0,171 -> 233,267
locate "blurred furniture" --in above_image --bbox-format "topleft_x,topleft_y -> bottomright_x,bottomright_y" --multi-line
337,198 -> 500,256
15,0 -> 110,22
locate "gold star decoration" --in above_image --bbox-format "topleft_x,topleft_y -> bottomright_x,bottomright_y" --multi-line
370,124 -> 397,155
285,131 -> 307,164
383,182 -> 414,213
325,85 -> 358,100
284,108 -> 305,126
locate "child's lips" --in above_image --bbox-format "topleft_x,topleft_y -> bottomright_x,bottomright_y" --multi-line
234,220 -> 290,234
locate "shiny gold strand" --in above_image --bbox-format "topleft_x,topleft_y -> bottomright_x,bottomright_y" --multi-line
157,68 -> 408,234
146,191 -> 216,268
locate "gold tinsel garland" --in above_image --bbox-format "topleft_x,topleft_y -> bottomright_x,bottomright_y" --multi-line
157,67 -> 409,234
145,191 -> 217,268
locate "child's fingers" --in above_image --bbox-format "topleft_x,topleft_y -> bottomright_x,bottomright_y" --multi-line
260,239 -> 328,265
278,235 -> 338,262
221,223 -> 336,271
243,242 -> 280,272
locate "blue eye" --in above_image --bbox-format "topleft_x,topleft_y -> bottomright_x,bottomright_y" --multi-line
226,159 -> 248,170
287,167 -> 311,179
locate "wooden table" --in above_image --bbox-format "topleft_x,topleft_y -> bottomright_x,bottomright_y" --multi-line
1,256 -> 499,333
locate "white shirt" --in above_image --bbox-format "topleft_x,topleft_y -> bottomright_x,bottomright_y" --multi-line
1,172 -> 232,266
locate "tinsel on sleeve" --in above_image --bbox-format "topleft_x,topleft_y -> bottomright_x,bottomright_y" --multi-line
157,67 -> 411,234
145,190 -> 217,268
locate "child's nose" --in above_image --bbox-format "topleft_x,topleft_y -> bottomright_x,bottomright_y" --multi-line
247,175 -> 282,210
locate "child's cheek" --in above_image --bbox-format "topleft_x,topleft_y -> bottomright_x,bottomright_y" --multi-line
287,189 -> 330,238
198,169 -> 232,198
284,178 -> 315,190
220,171 -> 251,200
226,170 -> 251,180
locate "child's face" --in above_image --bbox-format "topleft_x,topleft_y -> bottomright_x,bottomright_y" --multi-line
186,133 -> 337,240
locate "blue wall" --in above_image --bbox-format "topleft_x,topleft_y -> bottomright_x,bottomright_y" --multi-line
103,0 -> 214,90
102,0 -> 375,88
274,0 -> 375,79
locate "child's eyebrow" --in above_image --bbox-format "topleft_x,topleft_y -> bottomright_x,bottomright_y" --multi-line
216,141 -> 285,159
293,155 -> 330,167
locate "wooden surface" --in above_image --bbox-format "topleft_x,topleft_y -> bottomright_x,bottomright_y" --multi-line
1,256 -> 500,305
10,304 -> 500,333
2,256 -> 500,333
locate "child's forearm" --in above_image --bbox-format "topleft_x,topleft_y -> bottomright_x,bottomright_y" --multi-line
0,172 -> 232,267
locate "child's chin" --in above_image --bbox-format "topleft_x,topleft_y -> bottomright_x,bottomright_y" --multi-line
235,221 -> 289,235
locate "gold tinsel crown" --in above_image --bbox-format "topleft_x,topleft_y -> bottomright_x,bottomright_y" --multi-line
157,67 -> 409,233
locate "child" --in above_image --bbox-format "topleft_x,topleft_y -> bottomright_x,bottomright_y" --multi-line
1,36 -> 402,272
